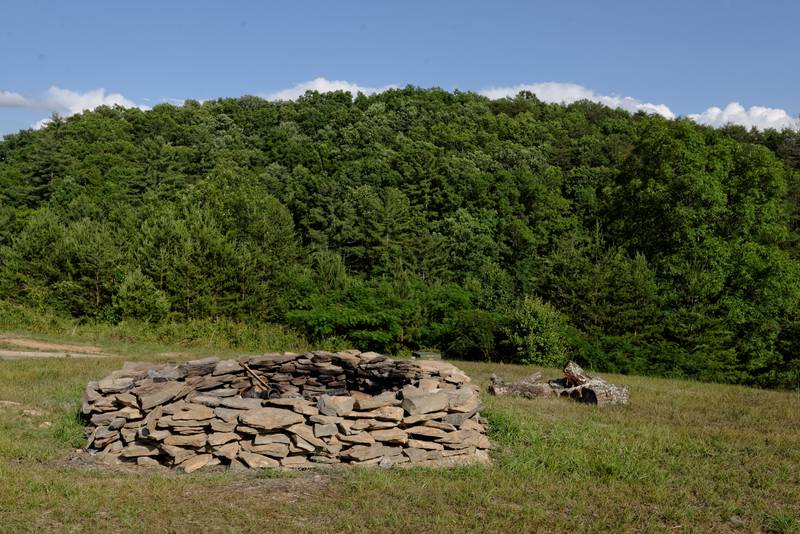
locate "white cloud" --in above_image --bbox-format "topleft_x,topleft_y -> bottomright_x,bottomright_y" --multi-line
479,82 -> 800,131
689,102 -> 800,131
263,77 -> 398,101
0,86 -> 146,129
0,90 -> 37,108
31,117 -> 53,130
478,82 -> 676,119
4,80 -> 799,133
42,86 -> 142,116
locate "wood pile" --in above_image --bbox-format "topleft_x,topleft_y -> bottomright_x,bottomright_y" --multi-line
82,351 -> 490,472
489,361 -> 629,407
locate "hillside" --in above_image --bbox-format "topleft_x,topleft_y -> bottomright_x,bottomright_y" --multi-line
2,88 -> 800,387
0,332 -> 797,531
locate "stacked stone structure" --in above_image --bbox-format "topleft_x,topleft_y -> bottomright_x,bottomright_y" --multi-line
82,350 -> 490,472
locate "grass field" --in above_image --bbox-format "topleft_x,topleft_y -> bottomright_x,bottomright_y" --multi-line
0,331 -> 798,533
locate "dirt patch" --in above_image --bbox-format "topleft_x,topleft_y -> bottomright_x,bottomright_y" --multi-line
0,336 -> 103,353
0,350 -> 109,360
57,449 -> 183,474
208,470 -> 333,503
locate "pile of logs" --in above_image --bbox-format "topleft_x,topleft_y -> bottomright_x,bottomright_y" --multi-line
489,361 -> 629,407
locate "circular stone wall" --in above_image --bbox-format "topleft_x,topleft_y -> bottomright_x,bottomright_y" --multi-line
82,350 -> 490,472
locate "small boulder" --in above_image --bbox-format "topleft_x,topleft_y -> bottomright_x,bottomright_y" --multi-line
120,442 -> 160,458
171,404 -> 215,421
213,442 -> 240,460
219,397 -> 264,410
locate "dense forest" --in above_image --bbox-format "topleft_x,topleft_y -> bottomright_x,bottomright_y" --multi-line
1,88 -> 799,388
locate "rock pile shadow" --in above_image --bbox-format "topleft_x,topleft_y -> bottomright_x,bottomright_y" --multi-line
82,350 -> 490,472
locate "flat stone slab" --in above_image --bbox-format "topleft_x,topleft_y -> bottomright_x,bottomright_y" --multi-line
132,380 -> 184,411
179,454 -> 212,473
401,390 -> 449,416
317,395 -> 354,417
239,451 -> 279,469
239,408 -> 305,430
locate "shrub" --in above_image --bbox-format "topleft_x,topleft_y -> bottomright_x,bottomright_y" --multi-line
114,270 -> 170,322
444,309 -> 504,361
501,296 -> 570,367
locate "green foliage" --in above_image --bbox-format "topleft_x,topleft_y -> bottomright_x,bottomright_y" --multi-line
0,299 -> 308,352
287,277 -> 473,353
52,410 -> 88,449
444,309 -> 505,361
114,269 -> 170,321
2,88 -> 800,387
501,296 -> 570,366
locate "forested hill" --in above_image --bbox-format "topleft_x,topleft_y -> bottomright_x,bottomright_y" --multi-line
2,88 -> 800,388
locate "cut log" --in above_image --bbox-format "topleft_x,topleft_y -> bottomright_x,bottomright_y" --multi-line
488,373 -> 555,398
488,361 -> 629,407
563,361 -> 590,387
555,376 -> 629,407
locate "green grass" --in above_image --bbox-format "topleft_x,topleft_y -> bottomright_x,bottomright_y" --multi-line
0,332 -> 799,532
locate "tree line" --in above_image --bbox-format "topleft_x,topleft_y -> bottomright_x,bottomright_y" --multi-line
1,88 -> 799,388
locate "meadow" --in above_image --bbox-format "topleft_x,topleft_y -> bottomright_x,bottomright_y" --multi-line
1,330 -> 798,532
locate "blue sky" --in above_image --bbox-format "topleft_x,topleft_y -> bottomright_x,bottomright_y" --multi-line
1,0 -> 799,134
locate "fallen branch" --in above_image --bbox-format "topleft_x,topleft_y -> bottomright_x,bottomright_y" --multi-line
241,362 -> 272,392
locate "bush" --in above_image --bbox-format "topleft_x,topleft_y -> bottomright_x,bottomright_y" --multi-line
444,309 -> 504,361
500,296 -> 570,366
287,277 -> 477,354
114,270 -> 170,322
286,279 -> 417,353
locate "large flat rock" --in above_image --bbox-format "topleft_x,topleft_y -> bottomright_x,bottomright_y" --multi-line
132,380 -> 184,411
239,407 -> 305,430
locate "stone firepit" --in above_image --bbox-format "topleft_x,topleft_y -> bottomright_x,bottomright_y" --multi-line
82,350 -> 490,472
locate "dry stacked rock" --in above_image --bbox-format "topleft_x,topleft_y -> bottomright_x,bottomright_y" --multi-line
82,350 -> 490,472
